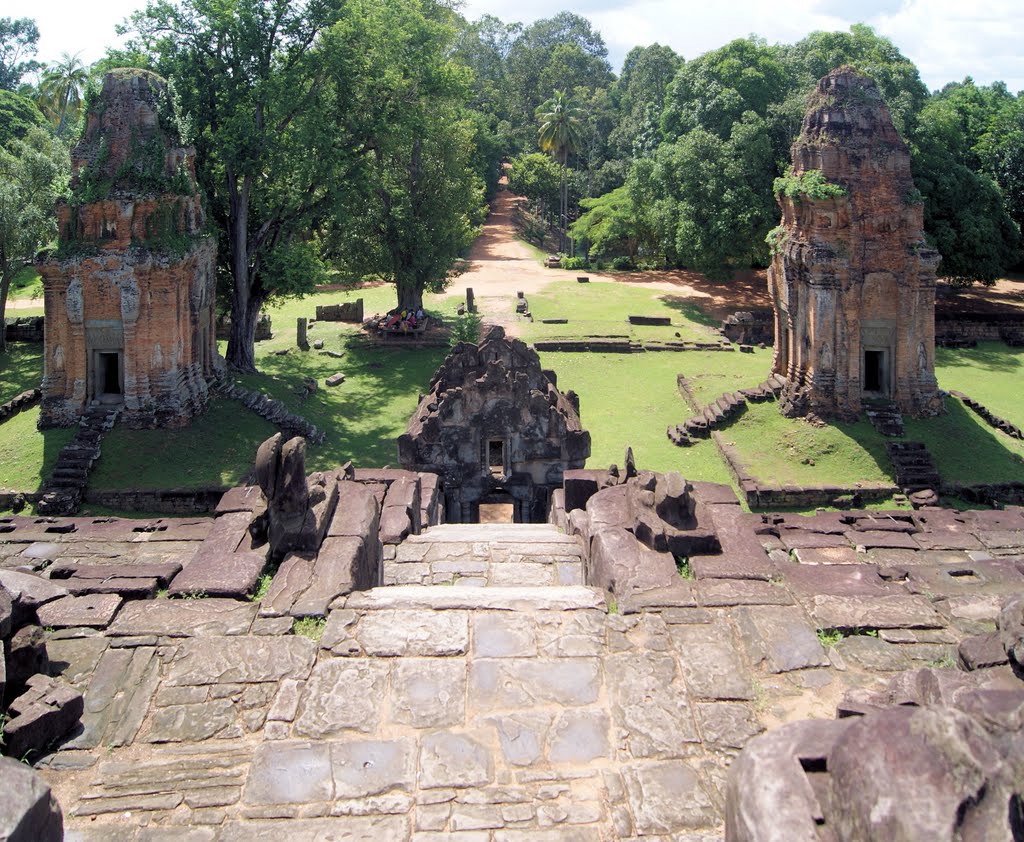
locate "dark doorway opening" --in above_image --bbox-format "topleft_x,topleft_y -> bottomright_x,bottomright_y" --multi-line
96,351 -> 123,401
864,349 -> 885,394
487,439 -> 505,478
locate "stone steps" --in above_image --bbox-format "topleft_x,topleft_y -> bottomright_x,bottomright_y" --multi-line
865,401 -> 905,437
886,440 -> 941,492
341,584 -> 606,612
668,377 -> 784,447
38,406 -> 121,516
405,523 -> 577,544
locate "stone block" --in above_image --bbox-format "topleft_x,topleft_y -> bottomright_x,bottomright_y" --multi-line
325,373 -> 345,387
108,598 -> 257,637
0,756 -> 63,841
331,738 -> 415,798
390,659 -> 466,728
419,732 -> 492,789
734,606 -> 828,673
35,594 -> 122,629
623,761 -> 717,833
4,674 -> 84,760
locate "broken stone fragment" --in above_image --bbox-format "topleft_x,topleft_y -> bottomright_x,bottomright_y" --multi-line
3,674 -> 84,762
0,756 -> 63,841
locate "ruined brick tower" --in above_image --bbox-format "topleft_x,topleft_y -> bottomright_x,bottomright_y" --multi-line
769,66 -> 943,420
38,69 -> 218,429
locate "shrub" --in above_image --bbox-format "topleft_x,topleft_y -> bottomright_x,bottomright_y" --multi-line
610,255 -> 634,270
560,256 -> 588,270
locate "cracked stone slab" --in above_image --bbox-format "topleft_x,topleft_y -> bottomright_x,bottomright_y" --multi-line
353,609 -> 469,656
670,624 -> 755,700
698,579 -> 793,607
340,585 -> 605,612
419,731 -> 493,788
166,637 -> 317,686
808,594 -> 945,630
218,817 -> 407,841
108,598 -> 258,637
331,738 -> 415,798
695,702 -> 764,748
623,760 -> 717,833
734,606 -> 828,673
390,659 -> 466,728
244,741 -> 333,804
36,594 -> 122,629
294,659 -> 389,737
469,658 -> 602,709
607,652 -> 698,757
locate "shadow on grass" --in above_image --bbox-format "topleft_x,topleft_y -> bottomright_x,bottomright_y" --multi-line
936,342 -> 1024,375
0,344 -> 43,402
239,335 -> 448,470
905,397 -> 1024,486
658,295 -> 722,328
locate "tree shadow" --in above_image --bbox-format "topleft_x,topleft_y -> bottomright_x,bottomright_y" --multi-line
657,295 -> 724,328
936,342 -> 1024,375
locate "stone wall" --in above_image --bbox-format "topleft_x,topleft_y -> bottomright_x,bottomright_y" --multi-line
935,313 -> 1024,343
721,311 -> 773,346
769,67 -> 943,419
37,69 -> 220,429
82,487 -> 228,514
3,316 -> 44,343
315,299 -> 363,323
216,313 -> 273,342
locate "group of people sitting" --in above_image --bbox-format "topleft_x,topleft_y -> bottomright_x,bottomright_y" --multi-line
375,307 -> 427,334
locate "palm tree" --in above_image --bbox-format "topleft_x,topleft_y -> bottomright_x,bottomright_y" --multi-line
536,90 -> 583,253
37,52 -> 88,137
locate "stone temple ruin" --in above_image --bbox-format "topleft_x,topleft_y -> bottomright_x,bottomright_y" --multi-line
37,69 -> 218,429
769,66 -> 944,419
398,326 -> 591,523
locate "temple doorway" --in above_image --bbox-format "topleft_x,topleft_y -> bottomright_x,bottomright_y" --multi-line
93,351 -> 123,403
863,348 -> 889,396
478,489 -> 515,524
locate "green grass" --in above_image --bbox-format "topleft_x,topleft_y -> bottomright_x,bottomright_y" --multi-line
0,408 -> 74,492
905,396 -> 1024,485
90,397 -> 277,489
935,342 -> 1024,427
722,401 -> 894,487
519,281 -> 723,344
0,344 -> 43,403
292,616 -> 326,641
537,350 -> 735,485
677,347 -> 773,407
9,267 -> 43,302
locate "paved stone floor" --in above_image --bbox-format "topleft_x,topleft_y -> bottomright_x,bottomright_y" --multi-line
1,507 -> 1022,840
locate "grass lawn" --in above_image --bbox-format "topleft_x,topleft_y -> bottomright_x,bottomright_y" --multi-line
0,344 -> 43,402
9,267 -> 44,302
721,401 -> 894,487
519,281 -> 723,345
677,347 -> 773,407
538,350 -> 735,486
0,408 -> 74,492
90,397 -> 278,490
905,396 -> 1024,486
935,342 -> 1024,428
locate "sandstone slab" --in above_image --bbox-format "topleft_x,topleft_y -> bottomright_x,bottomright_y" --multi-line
108,598 -> 257,637
166,637 -> 316,686
294,659 -> 389,737
35,594 -> 122,629
734,606 -> 828,673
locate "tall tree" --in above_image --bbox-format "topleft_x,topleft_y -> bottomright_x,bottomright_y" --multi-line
611,43 -> 683,158
0,17 -> 40,91
537,89 -> 583,251
0,88 -> 46,148
37,52 -> 88,137
127,0 -> 350,373
0,126 -> 67,353
324,0 -> 486,312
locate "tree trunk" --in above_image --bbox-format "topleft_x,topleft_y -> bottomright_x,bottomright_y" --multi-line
0,266 -> 12,354
560,160 -> 568,254
396,283 -> 424,313
224,173 -> 260,372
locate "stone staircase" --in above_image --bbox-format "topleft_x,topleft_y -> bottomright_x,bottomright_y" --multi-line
865,401 -> 904,437
668,375 -> 784,447
885,440 -> 941,492
37,405 -> 121,516
385,523 -> 584,587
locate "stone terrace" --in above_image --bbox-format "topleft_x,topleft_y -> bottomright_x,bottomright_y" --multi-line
1,499 -> 1023,840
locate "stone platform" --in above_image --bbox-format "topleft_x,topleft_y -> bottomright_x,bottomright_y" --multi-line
1,500 -> 1022,839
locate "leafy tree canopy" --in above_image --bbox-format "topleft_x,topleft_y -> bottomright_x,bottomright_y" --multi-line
0,17 -> 41,91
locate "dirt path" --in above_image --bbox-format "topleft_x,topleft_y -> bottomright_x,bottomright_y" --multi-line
446,181 -> 1024,330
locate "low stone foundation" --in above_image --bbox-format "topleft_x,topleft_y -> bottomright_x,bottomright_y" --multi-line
82,487 -> 229,514
315,299 -> 363,323
3,316 -> 45,343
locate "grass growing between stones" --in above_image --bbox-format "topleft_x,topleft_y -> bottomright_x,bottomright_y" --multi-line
519,281 -> 724,344
292,616 -> 326,641
90,398 -> 277,489
935,341 -> 1024,427
721,402 -> 894,487
0,407 -> 74,492
0,344 -> 43,402
536,350 -> 735,485
904,396 -> 1024,485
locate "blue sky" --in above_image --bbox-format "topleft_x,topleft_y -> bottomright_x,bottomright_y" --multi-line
8,0 -> 1024,93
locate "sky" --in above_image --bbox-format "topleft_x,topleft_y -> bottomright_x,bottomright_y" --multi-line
6,0 -> 1024,94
